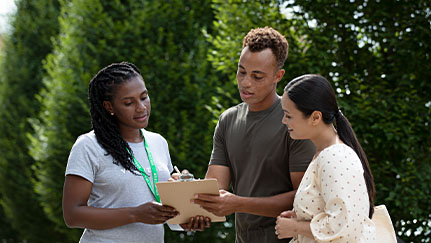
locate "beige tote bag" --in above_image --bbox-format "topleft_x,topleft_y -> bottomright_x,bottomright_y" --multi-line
372,205 -> 397,243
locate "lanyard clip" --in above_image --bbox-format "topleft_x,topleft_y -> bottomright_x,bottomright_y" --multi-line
178,169 -> 194,181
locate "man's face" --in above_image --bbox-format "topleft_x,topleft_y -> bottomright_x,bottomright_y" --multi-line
236,46 -> 284,111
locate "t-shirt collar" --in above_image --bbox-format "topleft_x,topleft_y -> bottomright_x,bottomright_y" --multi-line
246,96 -> 281,117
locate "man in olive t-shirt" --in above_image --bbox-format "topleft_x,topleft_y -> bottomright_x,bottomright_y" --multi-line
193,27 -> 315,242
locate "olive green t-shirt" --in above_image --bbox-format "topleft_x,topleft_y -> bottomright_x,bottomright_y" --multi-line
209,98 -> 315,242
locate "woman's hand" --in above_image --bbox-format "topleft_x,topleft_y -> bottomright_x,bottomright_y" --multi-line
275,210 -> 298,239
279,210 -> 297,218
134,201 -> 179,224
180,216 -> 211,232
275,217 -> 298,239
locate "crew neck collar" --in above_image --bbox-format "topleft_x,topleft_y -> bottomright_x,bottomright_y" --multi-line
247,97 -> 281,116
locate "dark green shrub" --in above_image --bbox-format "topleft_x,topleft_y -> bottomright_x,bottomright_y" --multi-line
0,0 -> 65,241
29,0 -> 218,241
285,1 -> 431,241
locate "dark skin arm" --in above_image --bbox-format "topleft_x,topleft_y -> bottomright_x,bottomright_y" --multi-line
62,175 -> 178,229
193,165 -> 304,217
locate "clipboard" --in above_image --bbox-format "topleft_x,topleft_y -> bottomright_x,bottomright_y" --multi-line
155,179 -> 226,224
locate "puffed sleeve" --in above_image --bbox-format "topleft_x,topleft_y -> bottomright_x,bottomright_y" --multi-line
310,146 -> 371,242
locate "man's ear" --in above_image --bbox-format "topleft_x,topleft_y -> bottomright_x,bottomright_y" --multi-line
274,69 -> 285,84
103,101 -> 114,115
310,110 -> 322,126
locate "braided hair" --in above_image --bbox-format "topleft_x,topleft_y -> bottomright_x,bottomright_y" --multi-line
284,74 -> 375,218
88,62 -> 143,174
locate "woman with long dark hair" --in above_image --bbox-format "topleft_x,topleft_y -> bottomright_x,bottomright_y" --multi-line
275,74 -> 376,242
62,62 -> 179,242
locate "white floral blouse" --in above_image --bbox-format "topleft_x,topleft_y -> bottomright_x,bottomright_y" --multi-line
291,144 -> 376,242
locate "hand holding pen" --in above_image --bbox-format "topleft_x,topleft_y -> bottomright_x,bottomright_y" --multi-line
169,165 -> 211,231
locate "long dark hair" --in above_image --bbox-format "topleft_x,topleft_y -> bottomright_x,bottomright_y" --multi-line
88,62 -> 143,174
284,74 -> 375,218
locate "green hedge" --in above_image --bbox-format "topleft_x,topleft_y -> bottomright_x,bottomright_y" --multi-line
209,0 -> 431,242
29,0 -> 219,241
0,0 -> 428,242
0,0 -> 65,241
288,1 -> 431,241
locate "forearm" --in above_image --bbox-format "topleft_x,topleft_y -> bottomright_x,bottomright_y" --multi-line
64,206 -> 136,230
235,190 -> 296,217
63,175 -> 176,230
202,166 -> 299,217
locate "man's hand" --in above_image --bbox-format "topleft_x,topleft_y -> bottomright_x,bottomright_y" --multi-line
180,216 -> 211,232
192,190 -> 239,217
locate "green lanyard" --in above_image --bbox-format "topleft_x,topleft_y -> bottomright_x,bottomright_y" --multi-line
127,133 -> 160,203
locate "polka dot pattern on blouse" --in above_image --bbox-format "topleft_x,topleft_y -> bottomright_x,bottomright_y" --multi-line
290,144 -> 376,243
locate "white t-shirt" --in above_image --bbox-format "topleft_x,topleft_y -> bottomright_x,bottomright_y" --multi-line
65,129 -> 173,243
291,144 -> 376,243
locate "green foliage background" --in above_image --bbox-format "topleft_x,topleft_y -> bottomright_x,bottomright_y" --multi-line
0,0 -> 429,242
0,0 -> 65,242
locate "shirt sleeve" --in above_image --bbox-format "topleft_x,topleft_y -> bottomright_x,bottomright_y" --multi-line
310,148 -> 370,242
288,138 -> 315,172
65,134 -> 100,183
209,113 -> 229,166
161,135 -> 173,173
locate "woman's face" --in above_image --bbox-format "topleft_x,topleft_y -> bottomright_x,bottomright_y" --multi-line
281,92 -> 311,140
104,76 -> 151,132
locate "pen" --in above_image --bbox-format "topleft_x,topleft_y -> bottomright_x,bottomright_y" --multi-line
174,165 -> 181,174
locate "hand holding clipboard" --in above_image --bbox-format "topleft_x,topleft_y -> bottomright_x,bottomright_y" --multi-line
156,167 -> 226,225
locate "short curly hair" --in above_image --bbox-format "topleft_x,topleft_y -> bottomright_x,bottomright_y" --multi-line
242,27 -> 288,69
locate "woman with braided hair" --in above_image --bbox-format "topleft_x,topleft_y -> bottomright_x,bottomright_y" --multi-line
274,74 -> 376,242
62,62 -> 179,242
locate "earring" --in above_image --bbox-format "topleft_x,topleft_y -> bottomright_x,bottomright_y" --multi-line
110,112 -> 114,116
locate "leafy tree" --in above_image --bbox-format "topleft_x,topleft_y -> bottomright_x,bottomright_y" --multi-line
0,35 -> 18,243
209,0 -> 431,242
0,196 -> 18,243
29,0 -> 218,241
285,1 -> 431,242
1,0 -> 426,242
0,0 -> 65,241
206,0 -> 321,111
